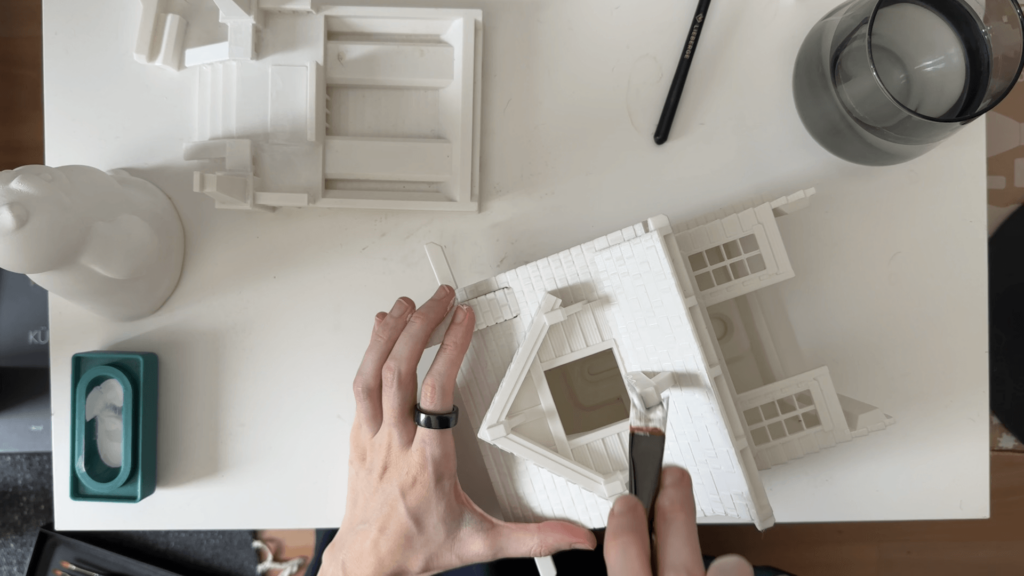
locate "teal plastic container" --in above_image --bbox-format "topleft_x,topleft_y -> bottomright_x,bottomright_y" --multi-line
70,351 -> 158,503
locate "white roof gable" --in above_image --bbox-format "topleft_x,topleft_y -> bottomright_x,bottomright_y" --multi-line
477,293 -> 633,499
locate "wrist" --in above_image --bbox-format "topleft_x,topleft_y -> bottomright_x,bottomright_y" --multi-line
323,539 -> 398,576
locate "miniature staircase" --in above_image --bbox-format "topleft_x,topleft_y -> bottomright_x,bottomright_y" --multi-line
188,62 -> 263,211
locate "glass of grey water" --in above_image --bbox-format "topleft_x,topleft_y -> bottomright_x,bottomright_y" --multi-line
794,0 -> 1024,166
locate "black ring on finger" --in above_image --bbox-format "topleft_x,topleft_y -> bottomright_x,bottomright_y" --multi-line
414,404 -> 459,429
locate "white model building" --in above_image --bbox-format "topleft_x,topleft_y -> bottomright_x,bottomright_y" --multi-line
156,2 -> 482,212
425,189 -> 894,532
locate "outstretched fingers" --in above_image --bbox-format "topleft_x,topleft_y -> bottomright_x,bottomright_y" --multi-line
415,304 -> 474,456
380,285 -> 456,443
352,298 -> 414,437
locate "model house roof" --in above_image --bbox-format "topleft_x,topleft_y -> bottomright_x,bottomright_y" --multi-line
426,189 -> 898,539
450,219 -> 773,529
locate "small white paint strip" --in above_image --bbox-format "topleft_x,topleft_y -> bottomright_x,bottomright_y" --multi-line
425,243 -> 458,288
424,243 -> 458,349
535,556 -> 557,576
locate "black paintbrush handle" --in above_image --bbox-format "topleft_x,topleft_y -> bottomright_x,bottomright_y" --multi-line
654,0 -> 713,145
628,432 -> 666,531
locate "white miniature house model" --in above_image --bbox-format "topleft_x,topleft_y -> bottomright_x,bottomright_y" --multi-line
159,2 -> 481,212
425,189 -> 894,532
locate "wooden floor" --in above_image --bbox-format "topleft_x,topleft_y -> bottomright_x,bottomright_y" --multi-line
4,3 -> 1021,575
0,0 -> 44,170
256,529 -> 316,576
698,452 -> 1024,576
257,456 -> 1024,576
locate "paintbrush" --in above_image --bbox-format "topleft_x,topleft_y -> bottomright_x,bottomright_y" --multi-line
58,561 -> 105,576
625,374 -> 670,534
654,0 -> 714,144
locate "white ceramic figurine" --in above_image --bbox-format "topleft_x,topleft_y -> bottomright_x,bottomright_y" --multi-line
0,165 -> 184,321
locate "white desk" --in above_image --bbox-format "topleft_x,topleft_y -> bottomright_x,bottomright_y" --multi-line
45,0 -> 989,530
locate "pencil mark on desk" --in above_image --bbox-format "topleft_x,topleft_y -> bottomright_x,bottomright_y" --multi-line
627,54 -> 664,136
402,223 -> 427,242
361,231 -> 388,252
504,99 -> 512,115
887,251 -> 905,286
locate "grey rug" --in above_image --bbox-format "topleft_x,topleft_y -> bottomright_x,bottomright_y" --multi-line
0,453 -> 53,576
0,453 -> 259,576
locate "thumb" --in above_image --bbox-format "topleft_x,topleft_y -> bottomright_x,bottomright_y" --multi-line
485,519 -> 597,559
708,554 -> 754,576
604,495 -> 653,576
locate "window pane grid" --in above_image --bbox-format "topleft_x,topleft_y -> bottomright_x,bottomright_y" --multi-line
744,392 -> 822,447
747,404 -> 816,428
689,234 -> 763,292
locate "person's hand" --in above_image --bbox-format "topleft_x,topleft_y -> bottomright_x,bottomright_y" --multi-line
605,466 -> 754,576
320,286 -> 597,576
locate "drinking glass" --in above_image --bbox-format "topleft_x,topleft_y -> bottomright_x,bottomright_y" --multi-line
794,0 -> 1024,166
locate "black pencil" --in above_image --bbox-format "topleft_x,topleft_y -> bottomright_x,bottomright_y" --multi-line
654,0 -> 713,145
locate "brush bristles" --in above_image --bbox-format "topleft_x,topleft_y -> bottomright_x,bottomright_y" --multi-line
629,396 -> 669,433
